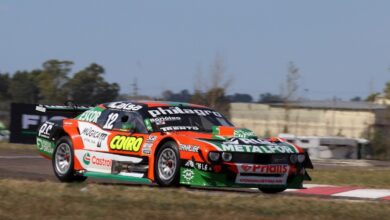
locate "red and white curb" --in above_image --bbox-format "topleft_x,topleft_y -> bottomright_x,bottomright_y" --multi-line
286,184 -> 390,201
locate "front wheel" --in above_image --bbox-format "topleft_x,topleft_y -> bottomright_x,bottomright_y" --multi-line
258,187 -> 286,194
154,141 -> 180,187
52,136 -> 87,182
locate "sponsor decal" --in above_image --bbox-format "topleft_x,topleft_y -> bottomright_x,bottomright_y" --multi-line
233,129 -> 256,138
142,143 -> 153,155
148,107 -> 222,118
179,144 -> 200,153
150,116 -> 181,125
83,153 -> 91,165
82,152 -> 112,167
146,135 -> 157,142
36,137 -> 54,155
91,155 -> 112,167
81,126 -> 108,148
238,164 -> 289,174
221,144 -> 295,154
78,110 -> 101,123
224,138 -> 272,145
235,164 -> 290,185
38,121 -> 55,138
182,169 -> 195,182
75,150 -> 143,173
184,160 -> 212,172
108,102 -> 143,111
78,122 -> 110,150
109,135 -> 143,152
237,177 -> 286,185
160,126 -> 199,132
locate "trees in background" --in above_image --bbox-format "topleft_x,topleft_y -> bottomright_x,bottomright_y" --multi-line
0,73 -> 10,101
65,63 -> 120,104
227,93 -> 253,103
161,89 -> 192,103
369,81 -> 390,160
191,54 -> 232,118
8,71 -> 40,103
36,60 -> 72,104
258,93 -> 283,103
282,62 -> 301,133
0,60 -> 120,105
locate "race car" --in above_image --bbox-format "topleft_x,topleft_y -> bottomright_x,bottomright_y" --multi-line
36,101 -> 313,193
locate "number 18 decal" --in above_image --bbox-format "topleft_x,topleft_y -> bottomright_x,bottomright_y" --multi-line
103,113 -> 119,129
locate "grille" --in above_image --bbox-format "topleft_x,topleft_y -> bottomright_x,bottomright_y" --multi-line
231,153 -> 290,164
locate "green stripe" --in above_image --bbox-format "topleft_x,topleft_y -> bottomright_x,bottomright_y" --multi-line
22,130 -> 37,135
85,172 -> 151,184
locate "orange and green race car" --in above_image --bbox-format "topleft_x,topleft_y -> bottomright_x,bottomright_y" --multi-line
36,101 -> 313,193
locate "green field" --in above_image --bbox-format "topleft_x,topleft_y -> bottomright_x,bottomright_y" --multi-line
310,168 -> 390,189
0,179 -> 389,220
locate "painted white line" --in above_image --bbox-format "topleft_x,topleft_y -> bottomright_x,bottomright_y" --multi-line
285,189 -> 299,192
332,189 -> 390,199
0,155 -> 42,159
302,184 -> 334,188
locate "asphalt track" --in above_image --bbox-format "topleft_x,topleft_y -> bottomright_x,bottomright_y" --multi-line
1,148 -> 390,202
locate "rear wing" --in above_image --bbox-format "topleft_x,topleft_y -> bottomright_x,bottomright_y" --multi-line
36,104 -> 93,117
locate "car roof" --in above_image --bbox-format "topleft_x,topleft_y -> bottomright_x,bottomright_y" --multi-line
105,100 -> 208,109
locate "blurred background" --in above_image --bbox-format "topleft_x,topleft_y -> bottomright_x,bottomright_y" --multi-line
1,0 -> 390,161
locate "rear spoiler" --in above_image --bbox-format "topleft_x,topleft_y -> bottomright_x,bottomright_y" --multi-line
36,104 -> 93,116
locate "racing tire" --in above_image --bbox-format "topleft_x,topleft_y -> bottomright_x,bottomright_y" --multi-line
52,136 -> 87,183
258,188 -> 286,194
154,141 -> 181,187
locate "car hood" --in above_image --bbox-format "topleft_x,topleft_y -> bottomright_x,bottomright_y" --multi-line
170,126 -> 302,154
197,138 -> 302,154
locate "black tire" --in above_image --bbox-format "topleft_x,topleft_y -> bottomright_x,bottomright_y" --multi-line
154,141 -> 181,187
52,136 -> 87,183
259,188 -> 286,194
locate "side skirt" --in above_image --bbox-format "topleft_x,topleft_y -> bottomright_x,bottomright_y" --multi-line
84,171 -> 152,184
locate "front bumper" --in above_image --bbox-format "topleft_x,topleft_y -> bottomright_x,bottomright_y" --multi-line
179,162 -> 311,189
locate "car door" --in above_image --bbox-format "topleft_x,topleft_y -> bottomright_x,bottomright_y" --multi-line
96,109 -> 149,156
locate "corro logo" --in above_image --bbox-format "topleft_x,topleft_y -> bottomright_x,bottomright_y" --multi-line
83,153 -> 91,165
109,135 -> 143,152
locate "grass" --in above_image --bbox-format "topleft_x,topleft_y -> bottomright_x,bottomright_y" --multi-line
0,179 -> 389,220
309,168 -> 390,189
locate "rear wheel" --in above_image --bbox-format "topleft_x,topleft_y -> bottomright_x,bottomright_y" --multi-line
52,136 -> 87,182
258,188 -> 286,194
154,141 -> 180,186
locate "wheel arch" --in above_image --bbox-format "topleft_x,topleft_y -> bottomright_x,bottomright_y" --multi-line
149,136 -> 180,182
154,137 -> 180,156
52,126 -> 70,142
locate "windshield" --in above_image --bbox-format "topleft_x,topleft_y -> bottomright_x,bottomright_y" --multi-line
147,106 -> 233,132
